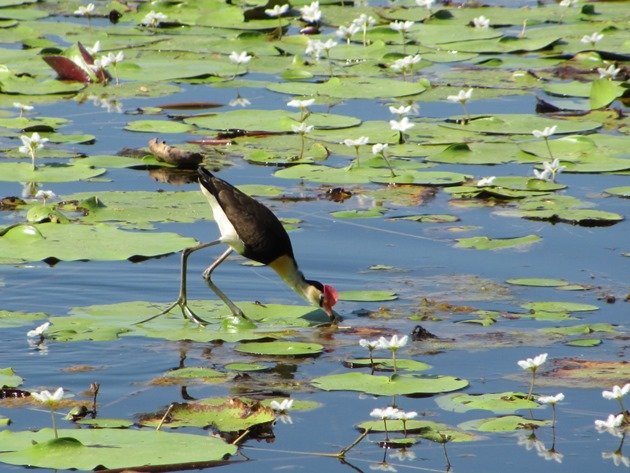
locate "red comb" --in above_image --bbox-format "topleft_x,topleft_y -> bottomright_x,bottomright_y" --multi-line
323,285 -> 339,306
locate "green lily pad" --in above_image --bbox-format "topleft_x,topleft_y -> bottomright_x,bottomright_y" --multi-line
224,362 -> 269,372
590,78 -> 626,110
389,214 -> 459,223
440,114 -> 601,135
267,76 -> 427,99
521,301 -> 599,313
331,209 -> 384,219
76,419 -> 134,428
124,120 -> 193,133
0,163 -> 105,183
605,186 -> 630,198
0,428 -> 236,470
338,290 -> 397,302
139,398 -> 275,431
565,338 -> 602,347
186,110 -> 360,133
455,234 -> 541,250
435,392 -> 539,414
0,311 -> 48,329
459,415 -> 548,432
235,341 -> 324,357
311,372 -> 468,396
506,278 -> 570,287
358,418 -> 477,442
0,368 -> 23,388
540,323 -> 616,336
344,358 -> 430,372
162,367 -> 226,380
0,223 -> 197,263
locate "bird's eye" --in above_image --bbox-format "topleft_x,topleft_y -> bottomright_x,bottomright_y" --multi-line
318,294 -> 325,307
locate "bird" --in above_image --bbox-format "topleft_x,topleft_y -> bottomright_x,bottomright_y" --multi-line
146,166 -> 339,326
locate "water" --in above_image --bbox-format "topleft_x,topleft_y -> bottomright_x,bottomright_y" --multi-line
1,2 -> 629,472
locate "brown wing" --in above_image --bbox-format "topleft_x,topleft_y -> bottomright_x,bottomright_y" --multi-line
198,167 -> 294,265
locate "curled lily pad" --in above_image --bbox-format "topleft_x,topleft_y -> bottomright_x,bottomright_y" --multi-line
0,368 -> 22,388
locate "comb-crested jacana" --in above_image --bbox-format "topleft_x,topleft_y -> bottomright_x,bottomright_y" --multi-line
148,166 -> 338,325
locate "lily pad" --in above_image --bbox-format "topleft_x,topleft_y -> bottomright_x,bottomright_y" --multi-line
440,114 -> 601,135
358,419 -> 477,442
459,415 -> 548,432
311,372 -> 468,396
0,428 -> 236,470
455,234 -> 541,250
139,398 -> 275,431
344,358 -> 430,372
338,290 -> 397,302
435,392 -> 539,414
0,163 -> 105,183
0,223 -> 198,263
0,368 -> 22,388
506,278 -> 570,287
521,301 -> 599,313
565,338 -> 602,347
235,341 -> 324,357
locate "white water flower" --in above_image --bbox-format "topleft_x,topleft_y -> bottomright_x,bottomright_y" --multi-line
13,102 -> 33,117
447,88 -> 473,104
559,0 -> 578,6
602,450 -> 630,467
389,20 -> 414,33
31,387 -> 64,405
264,4 -> 289,17
517,353 -> 547,371
535,158 -> 565,182
27,322 -> 50,338
300,1 -> 321,23
533,168 -> 552,182
34,190 -> 56,202
378,334 -> 408,350
532,126 -> 557,139
392,410 -> 418,421
74,3 -> 94,16
352,13 -> 376,29
86,40 -> 101,55
372,143 -> 389,155
389,104 -> 412,116
594,413 -> 624,437
335,23 -> 361,43
19,132 -> 49,170
359,338 -> 382,350
473,16 -> 490,29
287,98 -> 315,109
602,383 -> 630,401
343,136 -> 369,147
370,406 -> 400,420
270,398 -> 293,413
477,176 -> 496,187
229,96 -> 251,107
537,393 -> 564,405
229,51 -> 252,65
389,116 -> 415,133
141,11 -> 168,27
581,32 -> 603,47
390,54 -> 421,75
597,64 -> 621,80
416,0 -> 435,10
291,123 -> 314,134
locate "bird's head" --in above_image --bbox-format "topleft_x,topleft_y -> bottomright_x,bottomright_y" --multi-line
305,280 -> 339,319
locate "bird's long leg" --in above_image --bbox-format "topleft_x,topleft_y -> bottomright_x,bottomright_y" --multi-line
202,248 -> 251,321
137,240 -> 222,326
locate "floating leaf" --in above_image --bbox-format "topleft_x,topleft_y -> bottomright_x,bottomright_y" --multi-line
235,341 -> 323,357
311,372 -> 468,396
0,368 -> 22,388
521,301 -> 599,313
162,367 -> 226,380
0,223 -> 198,263
565,339 -> 602,347
344,358 -> 430,372
124,120 -> 192,133
440,114 -> 601,135
540,323 -> 615,335
358,419 -> 477,442
590,79 -> 626,110
267,76 -> 426,99
604,186 -> 630,198
338,290 -> 398,302
0,163 -> 105,183
435,392 -> 539,414
455,234 -> 541,250
139,398 -> 275,431
0,429 -> 236,470
506,278 -> 570,287
459,415 -> 548,432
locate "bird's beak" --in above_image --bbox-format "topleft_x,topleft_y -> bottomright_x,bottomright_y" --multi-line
322,284 -> 339,319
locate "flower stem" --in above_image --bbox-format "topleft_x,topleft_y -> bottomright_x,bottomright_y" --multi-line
544,137 -> 554,160
527,369 -> 536,400
50,408 -> 58,439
